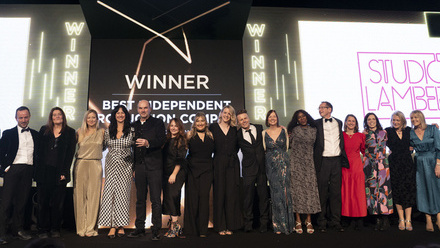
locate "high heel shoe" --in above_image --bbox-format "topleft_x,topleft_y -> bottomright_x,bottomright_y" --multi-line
398,219 -> 405,231
305,221 -> 315,234
294,221 -> 303,234
405,220 -> 413,231
117,227 -> 125,237
108,228 -> 116,239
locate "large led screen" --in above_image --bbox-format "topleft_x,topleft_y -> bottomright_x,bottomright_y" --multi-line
88,39 -> 245,129
0,5 -> 91,133
243,8 -> 440,127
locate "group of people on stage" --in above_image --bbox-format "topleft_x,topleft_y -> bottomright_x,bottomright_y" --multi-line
1,100 -> 440,245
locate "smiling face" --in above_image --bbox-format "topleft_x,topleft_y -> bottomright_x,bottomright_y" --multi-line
195,116 -> 207,131
86,112 -> 97,129
137,100 -> 151,121
169,120 -> 180,137
297,112 -> 308,126
16,110 -> 30,128
52,110 -> 64,126
392,115 -> 402,129
345,116 -> 356,131
319,102 -> 331,119
267,112 -> 278,127
115,108 -> 126,123
237,113 -> 250,130
221,107 -> 231,124
410,114 -> 421,128
367,114 -> 377,130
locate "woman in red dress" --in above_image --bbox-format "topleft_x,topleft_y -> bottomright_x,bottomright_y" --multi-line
341,114 -> 367,230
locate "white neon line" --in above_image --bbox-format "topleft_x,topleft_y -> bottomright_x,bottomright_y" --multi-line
56,96 -> 59,107
41,74 -> 47,117
286,34 -> 290,74
50,59 -> 55,99
38,32 -> 44,73
270,97 -> 273,110
282,74 -> 286,117
275,59 -> 279,100
71,38 -> 76,52
29,59 -> 35,99
294,60 -> 299,100
97,0 -> 192,64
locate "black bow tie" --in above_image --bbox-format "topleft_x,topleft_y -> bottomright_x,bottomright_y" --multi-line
325,118 -> 332,123
21,128 -> 30,133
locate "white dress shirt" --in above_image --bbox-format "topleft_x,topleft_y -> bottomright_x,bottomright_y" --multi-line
12,126 -> 34,165
322,118 -> 341,157
242,125 -> 257,144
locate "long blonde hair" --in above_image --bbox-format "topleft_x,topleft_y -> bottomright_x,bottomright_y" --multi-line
188,112 -> 213,140
218,105 -> 237,127
77,109 -> 100,143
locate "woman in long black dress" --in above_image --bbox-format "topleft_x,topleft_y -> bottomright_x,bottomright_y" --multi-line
184,112 -> 215,237
385,111 -> 416,231
163,118 -> 187,238
209,105 -> 242,235
36,107 -> 76,238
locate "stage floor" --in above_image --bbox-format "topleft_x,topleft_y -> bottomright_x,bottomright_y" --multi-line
5,219 -> 440,248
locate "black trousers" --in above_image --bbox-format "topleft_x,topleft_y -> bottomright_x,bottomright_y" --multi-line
134,163 -> 162,232
1,164 -> 33,234
242,170 -> 269,231
37,182 -> 67,232
184,170 -> 213,236
317,156 -> 342,228
213,162 -> 242,231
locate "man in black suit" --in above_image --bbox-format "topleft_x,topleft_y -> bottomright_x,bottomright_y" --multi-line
236,109 -> 269,233
0,106 -> 40,243
128,100 -> 166,241
313,101 -> 348,232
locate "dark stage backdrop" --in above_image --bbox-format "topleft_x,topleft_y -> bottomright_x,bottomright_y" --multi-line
88,39 -> 245,129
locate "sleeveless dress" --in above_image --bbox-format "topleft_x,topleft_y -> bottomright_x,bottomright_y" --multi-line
265,129 -> 294,234
98,129 -> 133,227
73,129 -> 104,236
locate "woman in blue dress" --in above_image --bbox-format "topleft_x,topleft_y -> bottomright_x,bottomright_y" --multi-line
409,110 -> 440,232
263,110 -> 294,234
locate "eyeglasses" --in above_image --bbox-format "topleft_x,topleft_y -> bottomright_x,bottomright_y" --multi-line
318,107 -> 329,110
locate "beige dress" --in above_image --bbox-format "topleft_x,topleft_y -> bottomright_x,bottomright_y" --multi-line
73,129 -> 104,237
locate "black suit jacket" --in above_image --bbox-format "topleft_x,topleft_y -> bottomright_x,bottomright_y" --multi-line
35,125 -> 76,184
132,116 -> 166,171
237,124 -> 265,177
0,126 -> 40,176
313,117 -> 349,173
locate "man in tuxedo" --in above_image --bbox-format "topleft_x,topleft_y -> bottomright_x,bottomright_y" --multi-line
128,100 -> 166,241
236,109 -> 269,233
313,101 -> 348,232
0,106 -> 40,243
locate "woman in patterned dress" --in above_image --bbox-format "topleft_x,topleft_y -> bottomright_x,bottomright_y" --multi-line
73,109 -> 104,237
263,110 -> 294,234
287,110 -> 320,234
98,105 -> 133,238
385,111 -> 416,231
409,110 -> 440,232
363,113 -> 393,231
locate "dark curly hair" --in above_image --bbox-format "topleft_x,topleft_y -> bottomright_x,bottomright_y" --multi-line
287,109 -> 316,134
